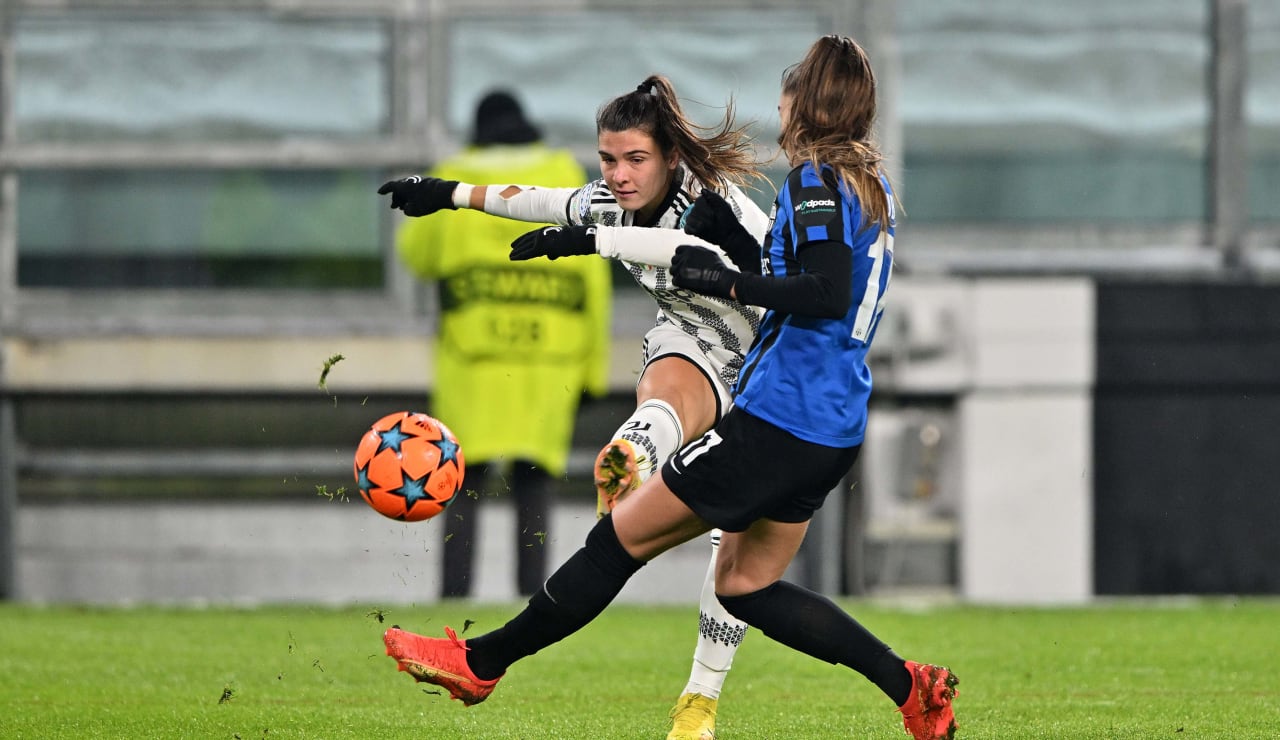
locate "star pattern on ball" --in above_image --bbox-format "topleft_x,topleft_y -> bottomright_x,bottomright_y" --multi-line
355,461 -> 374,493
431,436 -> 461,468
388,468 -> 431,508
375,421 -> 413,456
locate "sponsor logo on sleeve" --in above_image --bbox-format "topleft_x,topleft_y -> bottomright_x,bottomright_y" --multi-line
793,186 -> 838,227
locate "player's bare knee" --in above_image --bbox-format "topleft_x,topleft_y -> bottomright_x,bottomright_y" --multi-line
714,557 -> 769,598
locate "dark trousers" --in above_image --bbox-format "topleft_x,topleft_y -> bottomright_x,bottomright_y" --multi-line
442,460 -> 551,598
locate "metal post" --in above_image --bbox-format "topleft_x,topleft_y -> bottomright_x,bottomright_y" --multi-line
835,0 -> 902,192
799,474 -> 847,595
842,464 -> 867,595
385,0 -> 436,315
1208,0 -> 1249,273
0,3 -> 17,327
0,1 -> 17,601
0,394 -> 15,600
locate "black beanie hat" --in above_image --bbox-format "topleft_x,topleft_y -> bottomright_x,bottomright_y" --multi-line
472,90 -> 542,146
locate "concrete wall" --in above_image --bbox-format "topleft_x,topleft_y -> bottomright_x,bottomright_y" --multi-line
4,277 -> 1099,605
956,279 -> 1095,604
16,499 -> 720,606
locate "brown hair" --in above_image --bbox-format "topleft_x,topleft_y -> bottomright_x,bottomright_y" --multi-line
780,35 -> 892,229
596,75 -> 762,191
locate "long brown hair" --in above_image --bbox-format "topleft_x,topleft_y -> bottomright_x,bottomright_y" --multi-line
780,35 -> 892,229
596,75 -> 762,191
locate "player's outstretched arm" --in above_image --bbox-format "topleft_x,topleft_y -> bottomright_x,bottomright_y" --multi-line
593,226 -> 718,268
589,185 -> 768,269
509,222 -> 724,268
378,175 -> 578,225
509,225 -> 598,261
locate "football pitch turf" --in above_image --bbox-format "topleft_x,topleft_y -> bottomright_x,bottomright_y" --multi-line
3,598 -> 1277,738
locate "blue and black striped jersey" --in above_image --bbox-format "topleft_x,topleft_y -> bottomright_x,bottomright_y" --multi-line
733,162 -> 895,447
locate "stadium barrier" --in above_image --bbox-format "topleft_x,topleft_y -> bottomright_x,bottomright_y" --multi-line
2,277 -> 1099,604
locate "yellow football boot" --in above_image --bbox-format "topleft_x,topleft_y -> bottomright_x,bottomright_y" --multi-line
667,692 -> 717,740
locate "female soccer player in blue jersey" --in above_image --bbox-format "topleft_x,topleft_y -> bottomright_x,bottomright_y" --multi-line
382,35 -> 959,740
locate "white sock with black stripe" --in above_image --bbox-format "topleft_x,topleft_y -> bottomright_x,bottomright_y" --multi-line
611,398 -> 683,482
682,531 -> 746,699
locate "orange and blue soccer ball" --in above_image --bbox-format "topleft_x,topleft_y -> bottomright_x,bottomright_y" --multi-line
353,411 -> 465,522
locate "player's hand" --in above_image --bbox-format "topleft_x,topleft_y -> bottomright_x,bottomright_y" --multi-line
671,245 -> 738,299
509,225 -> 597,261
377,176 -> 458,216
682,190 -> 762,274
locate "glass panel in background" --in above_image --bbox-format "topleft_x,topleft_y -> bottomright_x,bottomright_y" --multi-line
14,14 -> 389,142
898,0 -> 1209,227
1248,1 -> 1280,224
11,13 -> 392,290
18,169 -> 384,289
448,10 -> 824,213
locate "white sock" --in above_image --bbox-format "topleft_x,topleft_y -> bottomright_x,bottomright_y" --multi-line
683,530 -> 747,699
612,398 -> 683,482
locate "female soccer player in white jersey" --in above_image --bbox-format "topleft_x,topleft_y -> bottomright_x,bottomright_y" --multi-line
378,75 -> 769,739
381,36 -> 960,740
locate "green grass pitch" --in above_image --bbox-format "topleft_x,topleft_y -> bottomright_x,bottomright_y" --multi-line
3,598 -> 1278,738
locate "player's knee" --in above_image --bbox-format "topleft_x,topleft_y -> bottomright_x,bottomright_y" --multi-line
715,582 -> 777,625
713,542 -> 772,598
714,567 -> 774,600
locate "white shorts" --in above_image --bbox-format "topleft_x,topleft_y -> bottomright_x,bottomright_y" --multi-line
638,321 -> 739,424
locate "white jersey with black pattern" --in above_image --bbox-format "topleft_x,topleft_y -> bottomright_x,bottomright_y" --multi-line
566,166 -> 767,392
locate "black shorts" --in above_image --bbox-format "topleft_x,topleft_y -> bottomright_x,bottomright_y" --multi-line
662,407 -> 861,532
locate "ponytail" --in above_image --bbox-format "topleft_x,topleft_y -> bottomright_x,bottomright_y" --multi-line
597,75 -> 762,191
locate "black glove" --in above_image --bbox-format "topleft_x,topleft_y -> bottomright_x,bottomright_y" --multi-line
682,190 -> 762,274
671,245 -> 739,299
509,225 -> 597,261
377,176 -> 459,217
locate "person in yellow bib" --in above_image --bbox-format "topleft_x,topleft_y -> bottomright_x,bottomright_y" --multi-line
394,90 -> 612,598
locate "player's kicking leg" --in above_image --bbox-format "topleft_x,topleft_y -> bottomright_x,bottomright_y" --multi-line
594,398 -> 683,517
666,530 -> 746,740
593,352 -> 741,738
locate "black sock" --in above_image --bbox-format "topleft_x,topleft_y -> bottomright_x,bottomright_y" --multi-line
466,515 -> 643,680
717,581 -> 913,705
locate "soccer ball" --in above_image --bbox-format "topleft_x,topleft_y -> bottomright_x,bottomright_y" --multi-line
353,411 -> 465,522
